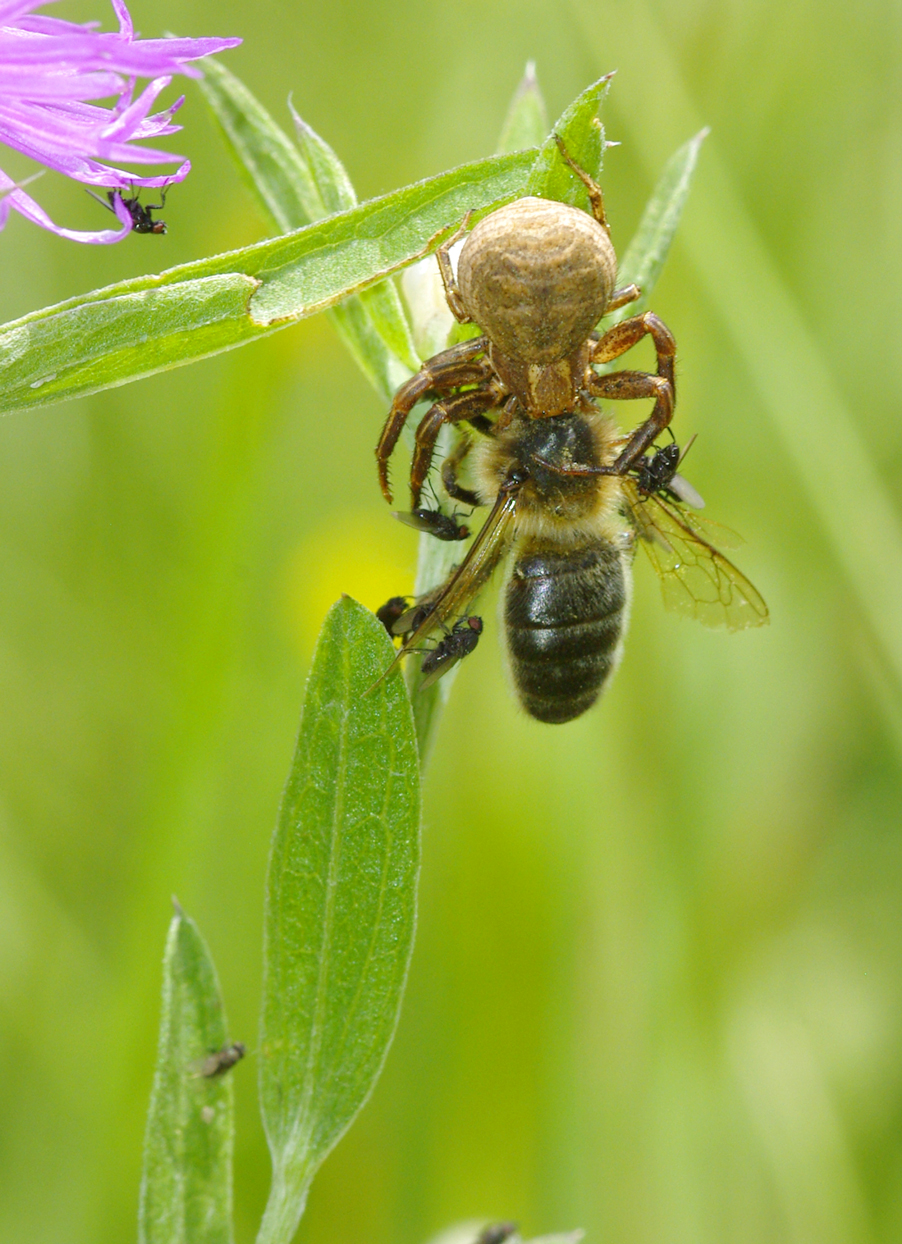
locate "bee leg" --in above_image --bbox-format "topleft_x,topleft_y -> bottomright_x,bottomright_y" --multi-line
409,380 -> 506,510
441,434 -> 481,507
376,336 -> 489,503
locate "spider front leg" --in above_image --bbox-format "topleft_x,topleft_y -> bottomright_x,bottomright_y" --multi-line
376,335 -> 489,503
409,379 -> 506,509
588,312 -> 676,472
436,210 -> 474,322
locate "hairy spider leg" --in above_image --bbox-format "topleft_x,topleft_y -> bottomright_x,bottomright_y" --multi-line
587,312 -> 676,472
409,379 -> 507,509
436,210 -> 475,322
553,133 -> 611,234
375,336 -> 489,503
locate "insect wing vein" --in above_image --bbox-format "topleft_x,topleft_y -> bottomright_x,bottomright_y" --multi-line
400,485 -> 519,653
625,482 -> 768,630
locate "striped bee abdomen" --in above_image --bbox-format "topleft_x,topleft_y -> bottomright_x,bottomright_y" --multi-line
505,540 -> 629,724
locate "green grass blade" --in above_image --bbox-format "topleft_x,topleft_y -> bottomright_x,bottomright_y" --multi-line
0,148 -> 536,416
257,597 -> 420,1244
526,72 -> 614,207
138,903 -> 236,1244
614,128 -> 709,317
496,61 -> 549,155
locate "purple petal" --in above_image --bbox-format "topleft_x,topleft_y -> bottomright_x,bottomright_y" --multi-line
0,1 -> 240,243
0,163 -> 133,241
99,74 -> 170,138
109,0 -> 132,38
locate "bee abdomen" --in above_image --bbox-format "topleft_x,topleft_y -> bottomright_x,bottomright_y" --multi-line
505,542 -> 628,724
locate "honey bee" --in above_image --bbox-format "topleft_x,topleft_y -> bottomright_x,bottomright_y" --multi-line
375,137 -> 767,721
384,416 -> 767,722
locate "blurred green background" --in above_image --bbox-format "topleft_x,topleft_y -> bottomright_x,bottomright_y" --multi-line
1,1 -> 901,1241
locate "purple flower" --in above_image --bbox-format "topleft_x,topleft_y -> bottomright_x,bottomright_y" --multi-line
0,0 -> 240,242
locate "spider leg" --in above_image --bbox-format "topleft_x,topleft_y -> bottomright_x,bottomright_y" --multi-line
436,210 -> 474,322
409,380 -> 506,509
375,336 -> 488,503
553,134 -> 610,233
605,284 -> 641,313
588,312 -> 676,471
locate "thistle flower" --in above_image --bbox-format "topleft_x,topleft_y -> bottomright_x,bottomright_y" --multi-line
0,0 -> 240,242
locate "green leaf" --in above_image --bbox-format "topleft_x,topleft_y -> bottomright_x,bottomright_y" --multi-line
198,58 -> 322,236
614,128 -> 709,318
526,72 -> 614,209
138,903 -> 236,1244
257,597 -> 420,1244
496,61 -> 549,155
287,100 -> 357,217
202,62 -> 418,388
0,148 -> 536,416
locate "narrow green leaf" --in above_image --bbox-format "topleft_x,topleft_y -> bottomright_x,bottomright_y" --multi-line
198,58 -> 321,235
258,597 -> 420,1244
358,280 -> 420,375
201,62 -> 418,390
526,72 -> 614,208
0,149 -> 536,415
614,128 -> 709,319
287,101 -> 357,216
496,61 -> 549,154
138,903 -> 236,1244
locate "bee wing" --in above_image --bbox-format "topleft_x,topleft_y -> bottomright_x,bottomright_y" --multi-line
400,484 -> 518,651
623,480 -> 769,630
365,483 -> 517,695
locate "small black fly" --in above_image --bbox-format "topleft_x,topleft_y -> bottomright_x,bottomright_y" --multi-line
88,185 -> 168,234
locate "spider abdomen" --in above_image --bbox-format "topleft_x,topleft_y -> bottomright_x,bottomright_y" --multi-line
457,197 -> 617,364
505,540 -> 630,723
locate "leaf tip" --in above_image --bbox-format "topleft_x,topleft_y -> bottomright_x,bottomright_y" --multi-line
171,894 -> 184,918
286,92 -> 310,138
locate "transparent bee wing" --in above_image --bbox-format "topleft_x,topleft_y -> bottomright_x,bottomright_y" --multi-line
666,471 -> 705,510
400,484 -> 518,650
623,480 -> 769,630
370,482 -> 519,691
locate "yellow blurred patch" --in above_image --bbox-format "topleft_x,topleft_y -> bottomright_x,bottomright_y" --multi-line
281,508 -> 416,655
